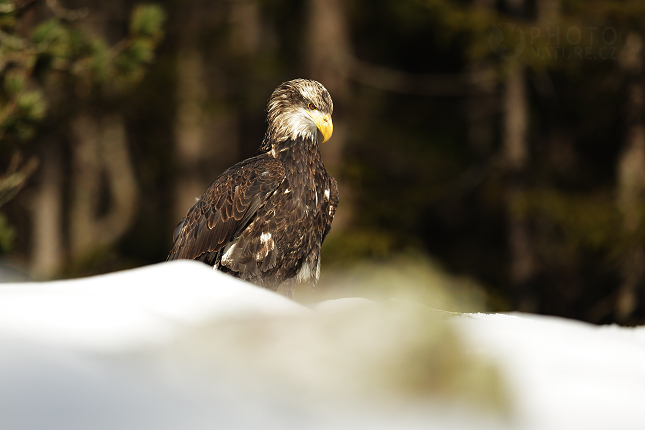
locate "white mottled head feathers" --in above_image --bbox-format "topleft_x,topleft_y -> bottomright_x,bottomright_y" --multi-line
261,79 -> 334,150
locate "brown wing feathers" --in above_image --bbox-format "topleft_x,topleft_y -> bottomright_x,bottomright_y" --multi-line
167,156 -> 285,264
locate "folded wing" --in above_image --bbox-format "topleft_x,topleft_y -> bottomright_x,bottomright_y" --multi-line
168,155 -> 286,265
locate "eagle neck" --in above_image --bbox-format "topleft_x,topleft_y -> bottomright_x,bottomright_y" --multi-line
270,136 -> 321,174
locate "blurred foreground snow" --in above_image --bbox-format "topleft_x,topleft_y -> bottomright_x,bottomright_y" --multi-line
0,260 -> 644,429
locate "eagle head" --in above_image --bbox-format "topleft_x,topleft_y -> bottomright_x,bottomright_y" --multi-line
265,79 -> 334,146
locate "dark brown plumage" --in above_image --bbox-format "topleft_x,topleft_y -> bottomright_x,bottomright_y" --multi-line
167,79 -> 338,297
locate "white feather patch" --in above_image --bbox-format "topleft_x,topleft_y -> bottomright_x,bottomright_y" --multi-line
296,261 -> 311,283
221,242 -> 237,264
255,232 -> 275,260
315,259 -> 321,283
273,107 -> 317,142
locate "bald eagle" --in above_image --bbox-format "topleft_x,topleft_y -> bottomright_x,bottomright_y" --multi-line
167,79 -> 338,298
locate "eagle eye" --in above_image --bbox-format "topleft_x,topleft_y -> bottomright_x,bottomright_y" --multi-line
308,102 -> 317,110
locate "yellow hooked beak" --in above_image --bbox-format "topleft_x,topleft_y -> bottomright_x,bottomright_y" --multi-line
307,110 -> 334,143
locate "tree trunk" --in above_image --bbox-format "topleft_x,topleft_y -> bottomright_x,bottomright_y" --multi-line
503,63 -> 535,311
30,145 -> 63,278
616,33 -> 645,322
69,113 -> 138,261
173,44 -> 209,223
305,0 -> 350,102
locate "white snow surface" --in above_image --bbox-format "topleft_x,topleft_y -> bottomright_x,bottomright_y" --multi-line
455,313 -> 645,430
0,261 -> 306,352
0,260 -> 644,429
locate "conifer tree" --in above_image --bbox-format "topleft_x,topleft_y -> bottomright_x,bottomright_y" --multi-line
0,1 -> 164,256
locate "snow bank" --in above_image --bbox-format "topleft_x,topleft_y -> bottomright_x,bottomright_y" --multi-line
0,261 -> 644,429
0,260 -> 307,352
456,313 -> 645,430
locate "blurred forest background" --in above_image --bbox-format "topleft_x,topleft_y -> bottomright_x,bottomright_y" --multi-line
2,0 -> 645,325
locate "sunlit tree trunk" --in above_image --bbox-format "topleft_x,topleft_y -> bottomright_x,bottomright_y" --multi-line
616,33 -> 645,322
69,113 -> 138,261
30,146 -> 63,278
305,0 -> 350,103
502,0 -> 535,311
173,43 -> 209,223
503,63 -> 535,311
